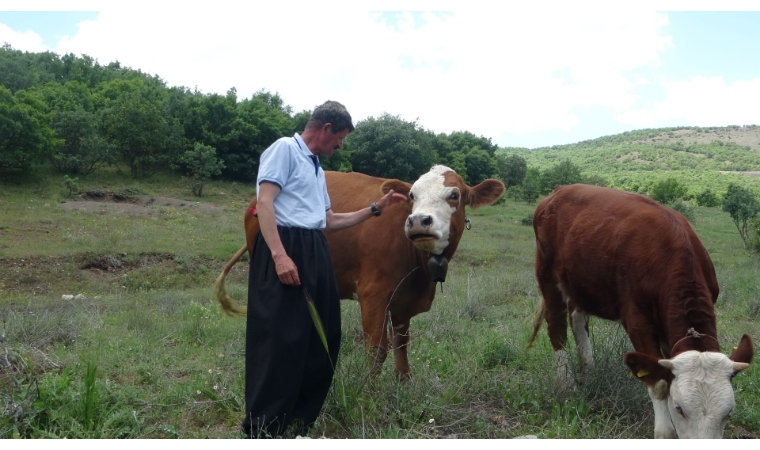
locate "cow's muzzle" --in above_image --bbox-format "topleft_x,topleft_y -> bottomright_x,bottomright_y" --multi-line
427,254 -> 448,283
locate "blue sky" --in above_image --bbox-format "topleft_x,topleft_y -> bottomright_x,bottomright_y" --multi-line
1,4 -> 760,149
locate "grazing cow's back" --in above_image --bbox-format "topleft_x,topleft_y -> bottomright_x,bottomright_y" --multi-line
528,184 -> 753,439
215,166 -> 505,376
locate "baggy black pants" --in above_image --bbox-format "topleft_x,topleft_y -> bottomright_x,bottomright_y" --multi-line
242,227 -> 341,438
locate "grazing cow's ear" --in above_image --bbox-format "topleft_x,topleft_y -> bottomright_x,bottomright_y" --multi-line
464,179 -> 505,208
624,351 -> 674,398
729,334 -> 754,370
382,179 -> 411,197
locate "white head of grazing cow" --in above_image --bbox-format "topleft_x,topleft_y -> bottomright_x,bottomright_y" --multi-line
658,351 -> 749,438
625,333 -> 753,439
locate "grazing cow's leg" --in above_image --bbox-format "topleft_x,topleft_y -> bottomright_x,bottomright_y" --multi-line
538,279 -> 571,389
390,315 -> 411,378
360,299 -> 390,376
570,309 -> 594,373
624,316 -> 674,438
648,383 -> 676,439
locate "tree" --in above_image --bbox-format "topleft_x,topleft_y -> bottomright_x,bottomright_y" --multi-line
348,113 -> 437,182
100,90 -> 185,177
540,159 -> 584,194
650,178 -> 687,204
721,183 -> 760,248
521,167 -> 542,204
464,148 -> 497,185
496,153 -> 527,188
0,86 -> 58,174
51,107 -> 114,174
176,143 -> 225,197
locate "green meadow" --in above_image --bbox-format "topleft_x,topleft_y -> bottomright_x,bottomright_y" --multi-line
1,166 -> 758,439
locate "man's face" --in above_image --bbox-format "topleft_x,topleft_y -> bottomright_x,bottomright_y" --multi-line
317,125 -> 350,157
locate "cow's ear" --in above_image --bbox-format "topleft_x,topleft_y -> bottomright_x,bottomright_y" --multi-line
624,351 -> 674,399
729,334 -> 753,370
464,179 -> 505,208
382,179 -> 411,197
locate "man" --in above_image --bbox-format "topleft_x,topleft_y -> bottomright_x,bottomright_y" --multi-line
242,100 -> 405,438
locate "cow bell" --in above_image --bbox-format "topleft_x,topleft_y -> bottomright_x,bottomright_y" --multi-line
427,254 -> 448,283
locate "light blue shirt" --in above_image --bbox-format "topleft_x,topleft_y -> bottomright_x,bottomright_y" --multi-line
257,133 -> 330,230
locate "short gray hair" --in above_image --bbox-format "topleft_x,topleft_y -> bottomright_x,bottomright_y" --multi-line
306,100 -> 354,134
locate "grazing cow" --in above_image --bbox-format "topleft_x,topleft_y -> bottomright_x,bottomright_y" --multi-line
526,184 -> 753,439
215,165 -> 505,376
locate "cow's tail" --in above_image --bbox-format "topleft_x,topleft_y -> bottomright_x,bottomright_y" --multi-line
214,244 -> 248,317
525,298 -> 546,351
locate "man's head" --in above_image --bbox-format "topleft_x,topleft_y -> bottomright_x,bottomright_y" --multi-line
303,101 -> 354,157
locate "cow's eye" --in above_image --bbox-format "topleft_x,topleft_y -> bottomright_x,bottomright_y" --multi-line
449,192 -> 459,201
674,405 -> 685,417
409,192 -> 415,201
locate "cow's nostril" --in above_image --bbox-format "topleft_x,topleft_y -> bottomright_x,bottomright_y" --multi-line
421,216 -> 433,227
407,217 -> 413,227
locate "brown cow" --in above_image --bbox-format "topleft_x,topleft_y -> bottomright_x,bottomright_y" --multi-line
527,184 -> 753,439
215,165 -> 505,376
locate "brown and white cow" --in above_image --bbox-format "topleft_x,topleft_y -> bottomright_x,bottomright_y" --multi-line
215,165 -> 505,376
527,184 -> 753,439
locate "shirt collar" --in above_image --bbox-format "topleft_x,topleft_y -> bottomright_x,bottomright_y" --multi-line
293,133 -> 316,158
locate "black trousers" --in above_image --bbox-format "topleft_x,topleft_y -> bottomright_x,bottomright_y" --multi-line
242,227 -> 341,438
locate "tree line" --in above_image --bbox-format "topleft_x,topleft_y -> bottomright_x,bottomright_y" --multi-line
0,45 -> 525,191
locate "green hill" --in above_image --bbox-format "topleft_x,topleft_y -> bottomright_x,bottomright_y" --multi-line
499,125 -> 760,196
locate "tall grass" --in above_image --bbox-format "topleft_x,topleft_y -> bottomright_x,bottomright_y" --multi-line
1,174 -> 759,438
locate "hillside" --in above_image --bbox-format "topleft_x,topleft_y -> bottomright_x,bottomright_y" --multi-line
500,125 -> 760,195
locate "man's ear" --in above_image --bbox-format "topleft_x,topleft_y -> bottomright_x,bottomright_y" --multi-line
624,352 -> 674,400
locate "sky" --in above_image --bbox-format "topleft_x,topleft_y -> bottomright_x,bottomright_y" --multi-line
1,1 -> 760,149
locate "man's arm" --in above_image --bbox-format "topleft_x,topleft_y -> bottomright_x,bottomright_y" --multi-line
324,189 -> 407,233
257,182 -> 300,286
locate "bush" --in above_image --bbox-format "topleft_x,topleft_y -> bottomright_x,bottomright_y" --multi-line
668,200 -> 695,224
650,178 -> 687,204
695,188 -> 720,207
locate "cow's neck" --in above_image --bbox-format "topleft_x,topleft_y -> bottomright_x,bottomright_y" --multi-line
664,289 -> 719,357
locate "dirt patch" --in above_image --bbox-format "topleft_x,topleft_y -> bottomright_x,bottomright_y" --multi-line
59,191 -> 225,217
0,252 -> 249,296
719,171 -> 760,179
637,126 -> 760,151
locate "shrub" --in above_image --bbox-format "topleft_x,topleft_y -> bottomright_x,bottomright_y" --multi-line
668,200 -> 695,224
650,178 -> 687,204
695,188 -> 720,207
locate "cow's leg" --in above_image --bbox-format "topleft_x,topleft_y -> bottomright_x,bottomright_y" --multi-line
389,314 -> 411,379
360,303 -> 390,376
538,279 -> 571,390
624,315 -> 673,438
570,309 -> 594,374
648,384 -> 676,439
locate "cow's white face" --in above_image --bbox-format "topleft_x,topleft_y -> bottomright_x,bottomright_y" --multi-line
405,165 -> 461,255
661,351 -> 741,438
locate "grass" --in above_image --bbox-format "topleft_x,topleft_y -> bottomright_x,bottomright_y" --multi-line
1,171 -> 759,438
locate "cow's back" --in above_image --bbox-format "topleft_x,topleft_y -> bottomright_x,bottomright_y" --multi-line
533,184 -> 718,322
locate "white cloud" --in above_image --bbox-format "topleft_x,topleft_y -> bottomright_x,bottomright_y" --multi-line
4,4 -> 690,145
0,24 -> 46,52
617,76 -> 760,127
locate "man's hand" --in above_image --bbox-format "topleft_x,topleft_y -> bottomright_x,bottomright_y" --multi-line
375,189 -> 407,213
273,253 -> 301,286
